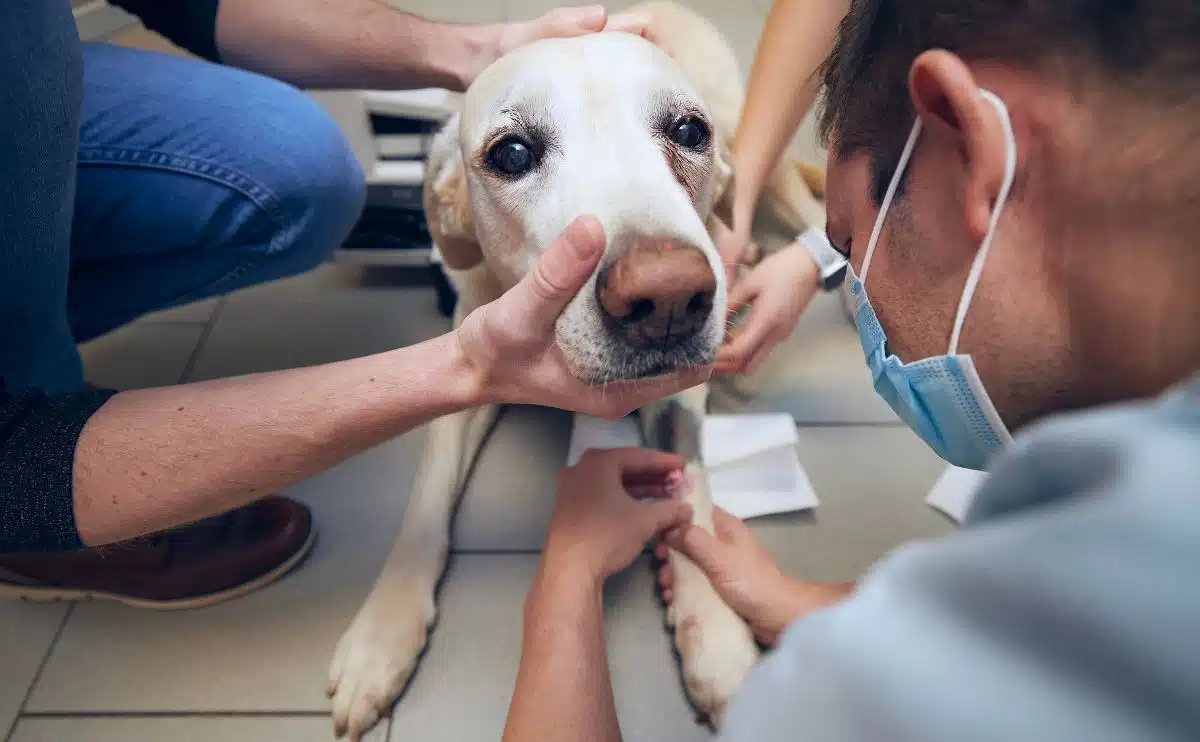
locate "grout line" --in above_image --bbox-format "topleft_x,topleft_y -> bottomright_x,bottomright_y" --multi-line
177,297 -> 225,383
20,710 -> 396,738
4,605 -> 75,742
20,710 -> 333,720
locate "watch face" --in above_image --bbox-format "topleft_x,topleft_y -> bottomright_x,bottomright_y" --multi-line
822,264 -> 848,291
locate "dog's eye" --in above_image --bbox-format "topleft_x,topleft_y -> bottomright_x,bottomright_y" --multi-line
486,138 -> 536,177
669,117 -> 710,150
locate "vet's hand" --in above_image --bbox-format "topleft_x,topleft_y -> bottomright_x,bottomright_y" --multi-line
716,241 -> 820,375
546,449 -> 692,583
456,216 -> 711,418
710,217 -> 753,286
658,507 -> 851,645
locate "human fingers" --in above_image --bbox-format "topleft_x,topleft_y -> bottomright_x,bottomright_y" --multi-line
711,506 -> 754,544
716,313 -> 774,374
725,270 -> 760,318
661,523 -> 727,578
509,215 -> 605,335
616,450 -> 687,484
635,500 -> 693,543
742,328 -> 787,376
604,8 -> 652,38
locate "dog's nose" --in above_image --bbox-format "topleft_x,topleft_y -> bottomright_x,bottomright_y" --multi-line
595,236 -> 717,348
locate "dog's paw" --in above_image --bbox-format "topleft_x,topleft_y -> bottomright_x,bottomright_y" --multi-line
672,595 -> 759,729
327,592 -> 434,741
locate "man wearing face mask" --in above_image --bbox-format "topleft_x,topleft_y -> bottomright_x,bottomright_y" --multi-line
499,1 -> 1200,740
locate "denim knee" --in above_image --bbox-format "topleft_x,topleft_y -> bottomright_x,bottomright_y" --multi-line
250,86 -> 366,278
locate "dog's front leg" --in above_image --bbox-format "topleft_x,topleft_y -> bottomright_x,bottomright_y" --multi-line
641,386 -> 759,728
328,401 -> 499,741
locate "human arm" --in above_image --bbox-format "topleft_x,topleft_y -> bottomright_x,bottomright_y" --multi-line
717,226 -> 848,374
503,449 -> 692,742
1,341 -> 472,552
0,217 -> 707,553
110,0 -> 646,92
722,0 -> 849,262
660,507 -> 852,645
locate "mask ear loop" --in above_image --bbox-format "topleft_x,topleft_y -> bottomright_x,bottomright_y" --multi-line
947,90 -> 1018,354
860,118 -> 923,286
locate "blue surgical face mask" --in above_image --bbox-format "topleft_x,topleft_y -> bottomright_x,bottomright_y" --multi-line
846,89 -> 1017,470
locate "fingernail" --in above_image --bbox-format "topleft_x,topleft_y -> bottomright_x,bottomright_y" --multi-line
567,216 -> 605,260
664,471 -> 694,498
576,5 -> 606,25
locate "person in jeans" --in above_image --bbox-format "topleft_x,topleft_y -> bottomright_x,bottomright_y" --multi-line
497,1 -> 1200,740
0,0 -> 668,606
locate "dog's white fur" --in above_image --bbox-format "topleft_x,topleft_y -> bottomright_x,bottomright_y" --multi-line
327,4 -> 825,739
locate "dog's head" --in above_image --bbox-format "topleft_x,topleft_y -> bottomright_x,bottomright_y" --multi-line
428,31 -> 731,384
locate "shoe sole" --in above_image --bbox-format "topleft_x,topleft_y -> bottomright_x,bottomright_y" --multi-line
0,528 -> 317,611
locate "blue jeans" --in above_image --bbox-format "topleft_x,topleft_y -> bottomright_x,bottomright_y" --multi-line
1,0 -> 366,396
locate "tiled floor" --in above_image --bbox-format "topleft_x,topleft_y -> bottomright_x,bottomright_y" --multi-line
2,2 -> 956,741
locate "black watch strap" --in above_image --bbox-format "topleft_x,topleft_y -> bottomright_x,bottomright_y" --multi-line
798,227 -> 848,291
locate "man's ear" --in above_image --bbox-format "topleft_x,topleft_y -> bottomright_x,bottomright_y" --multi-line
424,116 -> 483,271
909,50 -> 1011,244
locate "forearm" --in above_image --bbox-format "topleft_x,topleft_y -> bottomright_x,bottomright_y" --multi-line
504,561 -> 620,742
215,0 -> 490,91
731,0 -> 849,229
73,331 -> 480,546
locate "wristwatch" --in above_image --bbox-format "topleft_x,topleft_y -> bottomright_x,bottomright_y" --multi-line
797,226 -> 848,291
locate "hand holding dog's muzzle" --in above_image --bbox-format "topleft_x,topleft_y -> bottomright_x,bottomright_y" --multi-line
455,215 -> 712,418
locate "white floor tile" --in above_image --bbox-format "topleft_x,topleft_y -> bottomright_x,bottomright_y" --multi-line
10,715 -> 388,742
26,432 -> 427,714
15,560 -> 705,740
186,288 -> 449,382
0,604 -> 69,739
79,323 -> 205,390
451,405 -> 571,551
221,264 -> 384,304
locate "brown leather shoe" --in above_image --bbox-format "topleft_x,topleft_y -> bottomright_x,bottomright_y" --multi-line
0,496 -> 314,610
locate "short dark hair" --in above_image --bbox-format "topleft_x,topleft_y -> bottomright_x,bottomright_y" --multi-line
817,0 -> 1200,204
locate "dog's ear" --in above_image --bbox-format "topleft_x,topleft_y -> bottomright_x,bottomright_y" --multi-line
797,161 -> 826,200
424,117 -> 483,271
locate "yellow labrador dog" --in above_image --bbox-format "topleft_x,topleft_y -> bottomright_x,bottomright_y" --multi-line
328,3 -> 825,738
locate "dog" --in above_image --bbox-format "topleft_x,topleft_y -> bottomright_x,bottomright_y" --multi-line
327,4 -> 826,738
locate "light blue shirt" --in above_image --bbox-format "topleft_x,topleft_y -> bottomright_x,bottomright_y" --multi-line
724,375 -> 1200,742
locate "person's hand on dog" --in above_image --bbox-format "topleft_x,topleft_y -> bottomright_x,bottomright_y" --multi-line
456,216 -> 711,419
716,240 -> 820,375
463,6 -> 653,90
658,507 -> 852,645
546,448 -> 692,583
